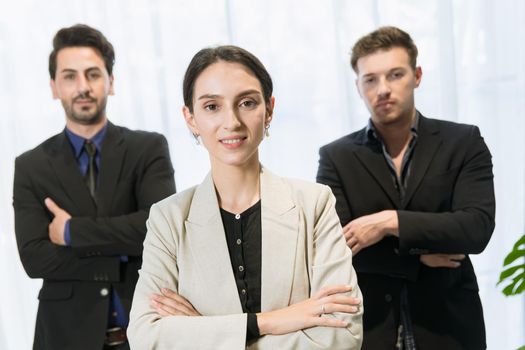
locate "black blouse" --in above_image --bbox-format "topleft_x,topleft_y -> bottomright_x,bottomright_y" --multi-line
220,200 -> 262,342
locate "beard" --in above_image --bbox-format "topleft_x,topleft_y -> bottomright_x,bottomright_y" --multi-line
63,93 -> 108,125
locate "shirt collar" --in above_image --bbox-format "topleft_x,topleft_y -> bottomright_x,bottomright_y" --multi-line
65,122 -> 108,158
366,110 -> 420,142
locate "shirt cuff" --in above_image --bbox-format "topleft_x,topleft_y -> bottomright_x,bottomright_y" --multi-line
246,313 -> 260,342
64,219 -> 71,246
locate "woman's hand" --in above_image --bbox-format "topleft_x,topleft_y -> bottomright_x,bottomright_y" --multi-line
150,288 -> 201,317
256,284 -> 360,336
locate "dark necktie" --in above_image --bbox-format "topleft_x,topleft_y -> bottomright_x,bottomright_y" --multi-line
83,140 -> 98,199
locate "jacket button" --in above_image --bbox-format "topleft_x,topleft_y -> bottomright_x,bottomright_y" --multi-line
384,294 -> 392,303
100,288 -> 109,297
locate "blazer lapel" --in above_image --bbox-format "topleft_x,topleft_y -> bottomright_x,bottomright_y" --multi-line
259,168 -> 299,311
353,134 -> 401,207
184,173 -> 243,313
403,116 -> 442,208
48,132 -> 97,214
97,123 -> 125,214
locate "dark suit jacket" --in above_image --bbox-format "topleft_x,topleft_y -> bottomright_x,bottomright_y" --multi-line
317,114 -> 495,350
13,122 -> 176,350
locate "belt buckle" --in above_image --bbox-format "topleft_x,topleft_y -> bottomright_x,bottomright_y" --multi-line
105,326 -> 127,346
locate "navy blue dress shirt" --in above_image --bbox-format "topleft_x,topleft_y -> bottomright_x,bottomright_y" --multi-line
64,124 -> 128,328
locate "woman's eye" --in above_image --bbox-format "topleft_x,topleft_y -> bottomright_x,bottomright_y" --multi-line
204,104 -> 218,111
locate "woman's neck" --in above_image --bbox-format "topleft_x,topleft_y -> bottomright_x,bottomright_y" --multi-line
211,156 -> 261,214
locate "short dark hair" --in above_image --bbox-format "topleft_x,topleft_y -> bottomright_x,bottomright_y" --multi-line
350,26 -> 418,73
183,45 -> 273,113
49,24 -> 115,79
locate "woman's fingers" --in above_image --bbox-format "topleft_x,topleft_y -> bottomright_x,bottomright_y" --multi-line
321,302 -> 360,314
150,297 -> 186,316
315,316 -> 349,328
151,291 -> 200,316
314,284 -> 353,299
318,295 -> 361,315
161,288 -> 197,313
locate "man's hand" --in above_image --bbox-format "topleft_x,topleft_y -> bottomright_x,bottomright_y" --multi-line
45,197 -> 71,246
344,210 -> 398,255
420,254 -> 466,268
150,288 -> 201,317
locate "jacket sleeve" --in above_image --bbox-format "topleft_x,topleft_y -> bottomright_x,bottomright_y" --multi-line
250,186 -> 363,350
69,134 -> 176,257
127,204 -> 248,350
398,126 -> 496,255
13,156 -> 121,281
316,145 -> 353,226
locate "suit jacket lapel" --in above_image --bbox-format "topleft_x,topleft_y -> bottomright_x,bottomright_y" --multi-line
403,116 -> 442,208
184,173 -> 243,313
353,133 -> 401,207
48,132 -> 97,214
259,168 -> 299,311
97,123 -> 125,214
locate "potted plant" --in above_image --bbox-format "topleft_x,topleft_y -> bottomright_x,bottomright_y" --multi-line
498,234 -> 525,350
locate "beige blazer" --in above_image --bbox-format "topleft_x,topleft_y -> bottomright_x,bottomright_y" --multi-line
128,168 -> 363,349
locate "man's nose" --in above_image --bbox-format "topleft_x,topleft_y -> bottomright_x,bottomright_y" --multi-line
76,76 -> 91,95
377,77 -> 391,98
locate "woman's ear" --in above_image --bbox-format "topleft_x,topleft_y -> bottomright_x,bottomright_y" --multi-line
183,106 -> 198,135
265,96 -> 275,125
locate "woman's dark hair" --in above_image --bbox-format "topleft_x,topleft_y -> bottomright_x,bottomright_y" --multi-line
49,24 -> 115,79
183,45 -> 273,113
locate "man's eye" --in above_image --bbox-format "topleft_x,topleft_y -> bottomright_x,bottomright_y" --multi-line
63,75 -> 75,80
88,73 -> 101,80
240,100 -> 257,108
390,71 -> 404,80
204,104 -> 218,111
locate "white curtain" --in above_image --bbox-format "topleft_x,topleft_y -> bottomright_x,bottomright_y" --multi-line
0,0 -> 523,348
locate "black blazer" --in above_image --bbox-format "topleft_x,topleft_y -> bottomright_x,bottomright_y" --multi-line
317,114 -> 495,350
13,122 -> 176,350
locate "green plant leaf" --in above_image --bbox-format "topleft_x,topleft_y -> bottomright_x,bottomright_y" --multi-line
503,248 -> 525,266
501,272 -> 525,296
499,235 -> 525,297
512,235 -> 525,249
516,276 -> 525,294
498,265 -> 523,284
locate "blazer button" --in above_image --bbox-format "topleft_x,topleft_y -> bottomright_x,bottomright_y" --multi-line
384,294 -> 392,303
100,288 -> 109,297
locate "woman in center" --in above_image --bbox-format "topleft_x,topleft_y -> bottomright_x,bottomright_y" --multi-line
128,45 -> 363,349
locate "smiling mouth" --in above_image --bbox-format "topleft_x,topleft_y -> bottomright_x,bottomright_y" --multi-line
221,138 -> 245,144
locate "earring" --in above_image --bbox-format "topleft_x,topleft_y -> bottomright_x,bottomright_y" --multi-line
193,133 -> 200,145
264,125 -> 270,138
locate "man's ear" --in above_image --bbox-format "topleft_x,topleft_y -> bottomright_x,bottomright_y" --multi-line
414,66 -> 423,87
50,79 -> 59,100
355,78 -> 363,99
108,74 -> 115,95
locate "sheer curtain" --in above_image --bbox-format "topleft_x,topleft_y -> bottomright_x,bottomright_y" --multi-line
0,0 -> 523,348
